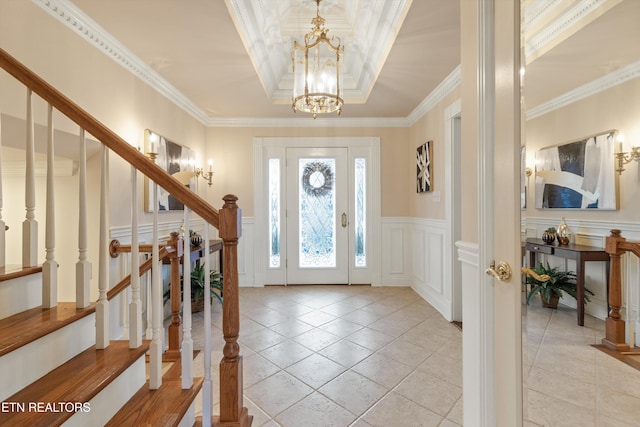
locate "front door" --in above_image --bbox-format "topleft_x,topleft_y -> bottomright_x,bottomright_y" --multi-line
285,147 -> 349,284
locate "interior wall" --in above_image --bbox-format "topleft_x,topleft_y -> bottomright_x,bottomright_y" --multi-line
408,89 -> 461,220
205,126 -> 411,218
525,77 -> 640,220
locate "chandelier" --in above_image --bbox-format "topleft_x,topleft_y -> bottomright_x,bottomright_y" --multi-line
292,0 -> 344,118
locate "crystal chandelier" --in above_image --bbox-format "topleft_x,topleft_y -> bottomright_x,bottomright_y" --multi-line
292,0 -> 344,118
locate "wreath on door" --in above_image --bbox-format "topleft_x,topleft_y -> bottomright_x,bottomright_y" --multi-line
302,161 -> 333,197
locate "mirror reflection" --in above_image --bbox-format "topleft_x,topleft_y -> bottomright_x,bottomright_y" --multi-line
522,0 -> 640,424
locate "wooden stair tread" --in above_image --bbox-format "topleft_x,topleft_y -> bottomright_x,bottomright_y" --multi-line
106,377 -> 204,427
0,264 -> 42,282
1,340 -> 149,427
0,302 -> 95,357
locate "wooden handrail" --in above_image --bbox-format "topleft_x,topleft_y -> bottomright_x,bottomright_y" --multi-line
0,48 -> 218,228
107,246 -> 170,300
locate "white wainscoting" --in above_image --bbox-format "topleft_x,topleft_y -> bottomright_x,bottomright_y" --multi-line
524,217 -> 640,344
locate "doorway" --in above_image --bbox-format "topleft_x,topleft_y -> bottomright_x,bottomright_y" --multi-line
285,147 -> 349,284
253,137 -> 381,287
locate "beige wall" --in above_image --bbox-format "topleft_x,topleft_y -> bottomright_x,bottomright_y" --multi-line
205,126 -> 411,217
525,77 -> 640,220
408,89 -> 461,220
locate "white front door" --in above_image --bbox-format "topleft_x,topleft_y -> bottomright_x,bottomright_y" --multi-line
285,147 -> 349,284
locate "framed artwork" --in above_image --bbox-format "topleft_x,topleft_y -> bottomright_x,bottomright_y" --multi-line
534,130 -> 618,210
144,129 -> 196,212
417,140 -> 432,193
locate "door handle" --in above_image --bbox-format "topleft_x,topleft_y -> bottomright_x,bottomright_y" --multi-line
341,213 -> 348,228
485,260 -> 512,282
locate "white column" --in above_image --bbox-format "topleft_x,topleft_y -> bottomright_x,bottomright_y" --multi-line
202,222 -> 212,426
181,207 -> 193,389
149,180 -> 162,389
42,104 -> 58,308
76,128 -> 91,308
0,110 -> 6,268
23,89 -> 38,267
96,145 -> 110,349
129,165 -> 142,348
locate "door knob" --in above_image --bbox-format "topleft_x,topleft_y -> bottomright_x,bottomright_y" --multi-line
485,260 -> 512,282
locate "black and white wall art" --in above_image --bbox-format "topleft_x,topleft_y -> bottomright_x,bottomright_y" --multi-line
417,140 -> 432,193
535,130 -> 618,210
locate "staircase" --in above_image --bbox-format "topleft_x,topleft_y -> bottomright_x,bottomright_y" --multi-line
0,48 -> 252,426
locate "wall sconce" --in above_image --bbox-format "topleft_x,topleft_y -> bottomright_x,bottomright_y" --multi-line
145,130 -> 159,161
615,134 -> 640,174
195,161 -> 214,187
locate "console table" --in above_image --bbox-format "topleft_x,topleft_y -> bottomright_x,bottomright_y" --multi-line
525,238 -> 610,326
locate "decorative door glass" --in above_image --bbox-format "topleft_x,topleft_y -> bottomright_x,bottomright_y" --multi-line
268,159 -> 281,267
355,158 -> 366,267
298,158 -> 336,268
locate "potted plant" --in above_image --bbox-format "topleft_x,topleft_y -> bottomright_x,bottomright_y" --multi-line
542,227 -> 556,244
524,262 -> 593,309
164,260 -> 223,312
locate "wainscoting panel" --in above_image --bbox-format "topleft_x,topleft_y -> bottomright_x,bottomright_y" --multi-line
381,218 -> 411,286
525,217 -> 640,344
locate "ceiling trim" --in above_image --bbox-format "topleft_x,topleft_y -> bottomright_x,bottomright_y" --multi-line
407,65 -> 461,126
525,0 -> 620,61
526,59 -> 640,120
206,116 -> 411,128
33,0 -> 210,124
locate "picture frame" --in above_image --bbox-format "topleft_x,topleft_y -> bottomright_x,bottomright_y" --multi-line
417,140 -> 433,193
534,130 -> 618,210
144,129 -> 196,212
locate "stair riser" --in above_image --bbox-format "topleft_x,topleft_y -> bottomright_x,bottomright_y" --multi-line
178,401 -> 196,427
0,313 -> 95,401
0,273 -> 42,321
61,356 -> 146,427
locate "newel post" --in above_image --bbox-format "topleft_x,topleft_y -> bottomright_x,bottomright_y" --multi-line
602,229 -> 630,351
215,195 -> 252,427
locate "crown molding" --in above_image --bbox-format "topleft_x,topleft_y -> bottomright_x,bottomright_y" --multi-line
407,65 -> 461,126
525,0 -> 617,60
526,60 -> 640,120
33,0 -> 210,124
206,116 -> 410,128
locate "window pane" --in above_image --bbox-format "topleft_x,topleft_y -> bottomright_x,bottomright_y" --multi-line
355,158 -> 366,267
269,159 -> 280,268
299,158 -> 336,268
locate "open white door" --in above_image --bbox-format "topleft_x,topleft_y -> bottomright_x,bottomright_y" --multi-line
460,0 -> 522,425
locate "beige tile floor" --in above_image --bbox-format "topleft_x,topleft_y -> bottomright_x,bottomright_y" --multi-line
191,285 -> 463,426
190,286 -> 640,426
524,297 -> 640,426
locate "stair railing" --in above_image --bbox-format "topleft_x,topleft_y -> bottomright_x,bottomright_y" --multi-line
0,47 -> 251,426
602,229 -> 640,352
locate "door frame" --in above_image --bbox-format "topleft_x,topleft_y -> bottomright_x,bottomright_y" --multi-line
253,136 -> 381,287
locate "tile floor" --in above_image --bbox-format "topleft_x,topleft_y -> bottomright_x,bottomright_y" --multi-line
524,298 -> 640,426
189,286 -> 640,426
191,285 -> 463,426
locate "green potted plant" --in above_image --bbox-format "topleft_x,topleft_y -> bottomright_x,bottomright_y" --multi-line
525,262 -> 593,308
189,260 -> 223,312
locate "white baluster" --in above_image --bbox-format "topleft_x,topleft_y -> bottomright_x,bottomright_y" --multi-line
96,145 -> 110,349
76,128 -> 91,308
23,89 -> 37,267
182,207 -> 193,389
129,164 -> 142,348
42,104 -> 57,308
202,222 -> 212,426
0,112 -> 6,268
149,180 -> 162,389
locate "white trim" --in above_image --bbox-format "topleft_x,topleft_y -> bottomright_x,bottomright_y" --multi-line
3,159 -> 77,177
444,99 -> 462,322
32,0 -> 210,125
253,137 -> 381,287
526,60 -> 640,120
407,66 -> 461,126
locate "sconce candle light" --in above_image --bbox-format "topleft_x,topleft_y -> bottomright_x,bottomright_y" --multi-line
195,160 -> 214,187
615,134 -> 640,174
